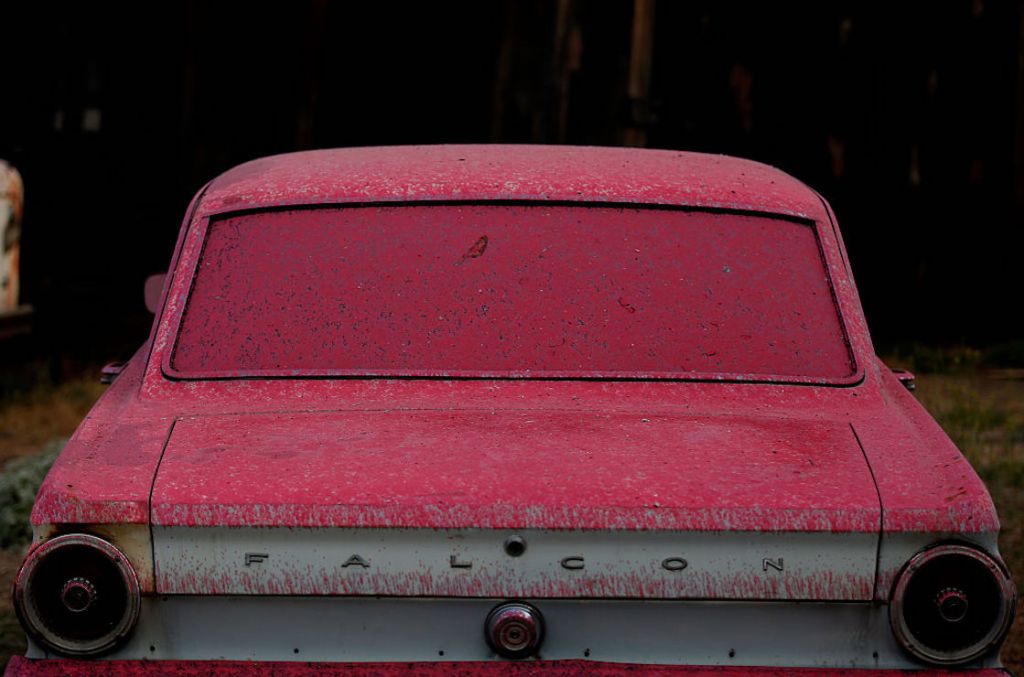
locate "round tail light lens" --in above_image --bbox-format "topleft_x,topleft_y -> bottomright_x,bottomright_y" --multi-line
13,534 -> 141,656
485,601 -> 544,659
891,543 -> 1015,665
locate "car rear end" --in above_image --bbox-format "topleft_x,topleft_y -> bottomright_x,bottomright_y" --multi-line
7,148 -> 1017,674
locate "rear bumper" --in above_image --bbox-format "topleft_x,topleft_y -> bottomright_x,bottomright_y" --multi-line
3,659 -> 1012,676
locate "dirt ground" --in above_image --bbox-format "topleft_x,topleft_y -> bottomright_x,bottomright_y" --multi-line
0,370 -> 1020,670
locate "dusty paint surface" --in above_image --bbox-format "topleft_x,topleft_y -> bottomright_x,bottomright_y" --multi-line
24,146 -> 1005,610
3,657 -> 1007,676
864,361 -> 999,534
195,145 -> 828,219
151,411 -> 879,532
169,205 -> 855,381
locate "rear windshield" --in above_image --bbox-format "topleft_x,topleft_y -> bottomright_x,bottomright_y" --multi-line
169,204 -> 855,380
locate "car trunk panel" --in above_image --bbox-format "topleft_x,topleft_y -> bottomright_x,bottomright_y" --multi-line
150,410 -> 880,599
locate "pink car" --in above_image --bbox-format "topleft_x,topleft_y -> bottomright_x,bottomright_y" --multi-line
7,147 -> 1016,675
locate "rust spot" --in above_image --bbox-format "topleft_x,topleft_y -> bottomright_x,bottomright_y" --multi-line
457,235 -> 489,264
37,523 -> 156,593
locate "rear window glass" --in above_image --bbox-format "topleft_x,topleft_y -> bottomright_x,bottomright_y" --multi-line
170,205 -> 854,380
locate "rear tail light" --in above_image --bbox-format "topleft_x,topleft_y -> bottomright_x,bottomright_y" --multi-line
12,534 -> 141,656
890,543 -> 1015,665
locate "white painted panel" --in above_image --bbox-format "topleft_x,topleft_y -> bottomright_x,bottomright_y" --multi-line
154,526 -> 878,600
28,596 -> 998,669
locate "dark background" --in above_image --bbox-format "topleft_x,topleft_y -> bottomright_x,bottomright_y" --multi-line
3,0 -> 1023,368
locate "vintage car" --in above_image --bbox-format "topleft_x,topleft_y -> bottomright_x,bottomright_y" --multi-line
7,146 -> 1016,675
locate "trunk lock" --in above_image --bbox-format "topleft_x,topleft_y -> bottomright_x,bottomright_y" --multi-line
485,601 -> 544,659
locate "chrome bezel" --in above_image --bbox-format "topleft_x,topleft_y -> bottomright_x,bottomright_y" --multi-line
890,543 -> 1016,666
13,533 -> 141,656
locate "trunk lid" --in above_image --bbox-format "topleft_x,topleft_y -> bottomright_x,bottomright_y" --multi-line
151,410 -> 881,600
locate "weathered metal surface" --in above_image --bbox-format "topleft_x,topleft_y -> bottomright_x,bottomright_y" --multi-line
151,411 -> 880,533
19,597 -> 957,668
30,523 -> 156,595
8,658 -> 1003,677
195,146 -> 829,220
167,205 -> 856,382
152,527 -> 877,600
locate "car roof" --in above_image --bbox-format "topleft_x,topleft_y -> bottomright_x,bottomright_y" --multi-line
198,145 -> 827,220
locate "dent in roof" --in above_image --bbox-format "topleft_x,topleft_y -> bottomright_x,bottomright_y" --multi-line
199,145 -> 824,219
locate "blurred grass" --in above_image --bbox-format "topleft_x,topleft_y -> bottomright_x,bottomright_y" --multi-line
0,370 -> 105,667
0,377 -> 104,464
909,370 -> 1024,672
